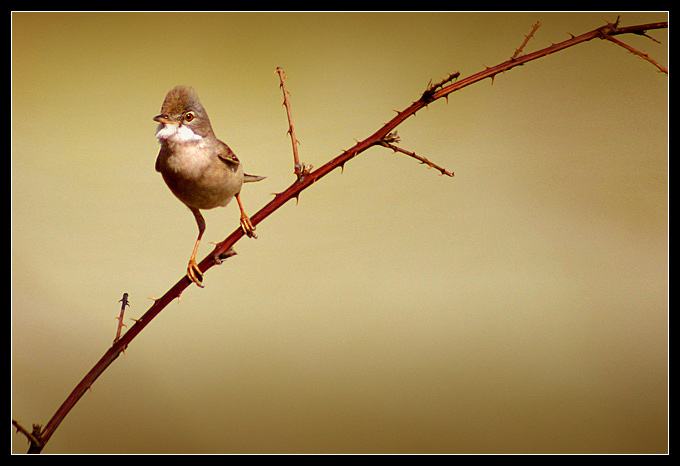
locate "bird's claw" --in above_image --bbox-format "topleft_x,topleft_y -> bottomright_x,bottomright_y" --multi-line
240,215 -> 257,239
187,259 -> 205,288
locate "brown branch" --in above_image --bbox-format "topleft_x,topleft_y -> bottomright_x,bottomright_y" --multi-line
428,20 -> 667,104
20,18 -> 667,454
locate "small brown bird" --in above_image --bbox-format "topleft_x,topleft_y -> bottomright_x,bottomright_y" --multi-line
154,85 -> 264,287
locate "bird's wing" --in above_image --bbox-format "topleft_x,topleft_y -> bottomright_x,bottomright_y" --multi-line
215,140 -> 240,168
215,140 -> 265,181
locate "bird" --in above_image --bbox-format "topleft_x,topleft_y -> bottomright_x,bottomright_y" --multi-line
153,85 -> 264,287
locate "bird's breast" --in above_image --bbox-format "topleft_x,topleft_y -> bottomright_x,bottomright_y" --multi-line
157,143 -> 244,210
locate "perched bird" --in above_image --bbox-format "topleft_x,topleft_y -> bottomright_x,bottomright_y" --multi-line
154,85 -> 264,287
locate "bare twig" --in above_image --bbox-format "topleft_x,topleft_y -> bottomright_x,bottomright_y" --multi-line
19,18 -> 667,454
113,293 -> 130,344
512,21 -> 541,59
604,35 -> 668,74
379,132 -> 454,177
12,420 -> 42,450
276,67 -> 311,179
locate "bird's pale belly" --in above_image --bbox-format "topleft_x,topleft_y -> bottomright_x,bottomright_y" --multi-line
158,141 -> 244,210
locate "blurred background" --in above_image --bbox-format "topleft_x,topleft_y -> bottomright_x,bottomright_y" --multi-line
12,12 -> 667,453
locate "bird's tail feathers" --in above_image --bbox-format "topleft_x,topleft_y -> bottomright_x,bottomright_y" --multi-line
244,174 -> 266,183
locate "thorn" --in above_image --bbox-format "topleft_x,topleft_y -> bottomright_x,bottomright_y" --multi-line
114,319 -> 127,329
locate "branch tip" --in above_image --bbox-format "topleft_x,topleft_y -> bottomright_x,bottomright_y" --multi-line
276,67 -> 310,180
113,293 -> 130,343
512,21 -> 541,59
604,35 -> 667,74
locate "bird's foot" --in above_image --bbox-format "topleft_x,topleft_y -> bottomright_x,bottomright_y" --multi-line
187,259 -> 205,288
240,215 -> 257,239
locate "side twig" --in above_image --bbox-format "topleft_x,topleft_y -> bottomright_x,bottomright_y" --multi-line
604,35 -> 668,74
19,18 -> 667,454
512,21 -> 541,59
276,67 -> 311,179
379,132 -> 454,177
12,420 -> 42,450
113,293 -> 130,344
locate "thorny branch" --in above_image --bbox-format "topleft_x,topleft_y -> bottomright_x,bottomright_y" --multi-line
593,16 -> 668,75
14,18 -> 667,453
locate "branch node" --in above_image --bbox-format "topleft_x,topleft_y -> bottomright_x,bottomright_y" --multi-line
420,71 -> 460,104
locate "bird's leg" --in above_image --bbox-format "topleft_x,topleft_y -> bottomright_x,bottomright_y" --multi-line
187,207 -> 206,287
236,192 -> 257,239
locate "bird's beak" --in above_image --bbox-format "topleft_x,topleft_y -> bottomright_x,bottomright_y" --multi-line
153,114 -> 172,124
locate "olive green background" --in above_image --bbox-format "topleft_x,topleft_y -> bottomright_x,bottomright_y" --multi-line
12,12 -> 667,453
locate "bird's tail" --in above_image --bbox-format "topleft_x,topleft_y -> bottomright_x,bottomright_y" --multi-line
244,174 -> 266,183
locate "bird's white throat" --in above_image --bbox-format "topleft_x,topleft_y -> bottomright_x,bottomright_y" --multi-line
156,123 -> 203,143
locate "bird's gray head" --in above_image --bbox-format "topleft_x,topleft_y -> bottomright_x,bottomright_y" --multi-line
154,85 -> 214,143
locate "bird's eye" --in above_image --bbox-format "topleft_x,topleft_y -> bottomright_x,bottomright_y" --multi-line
184,112 -> 195,122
